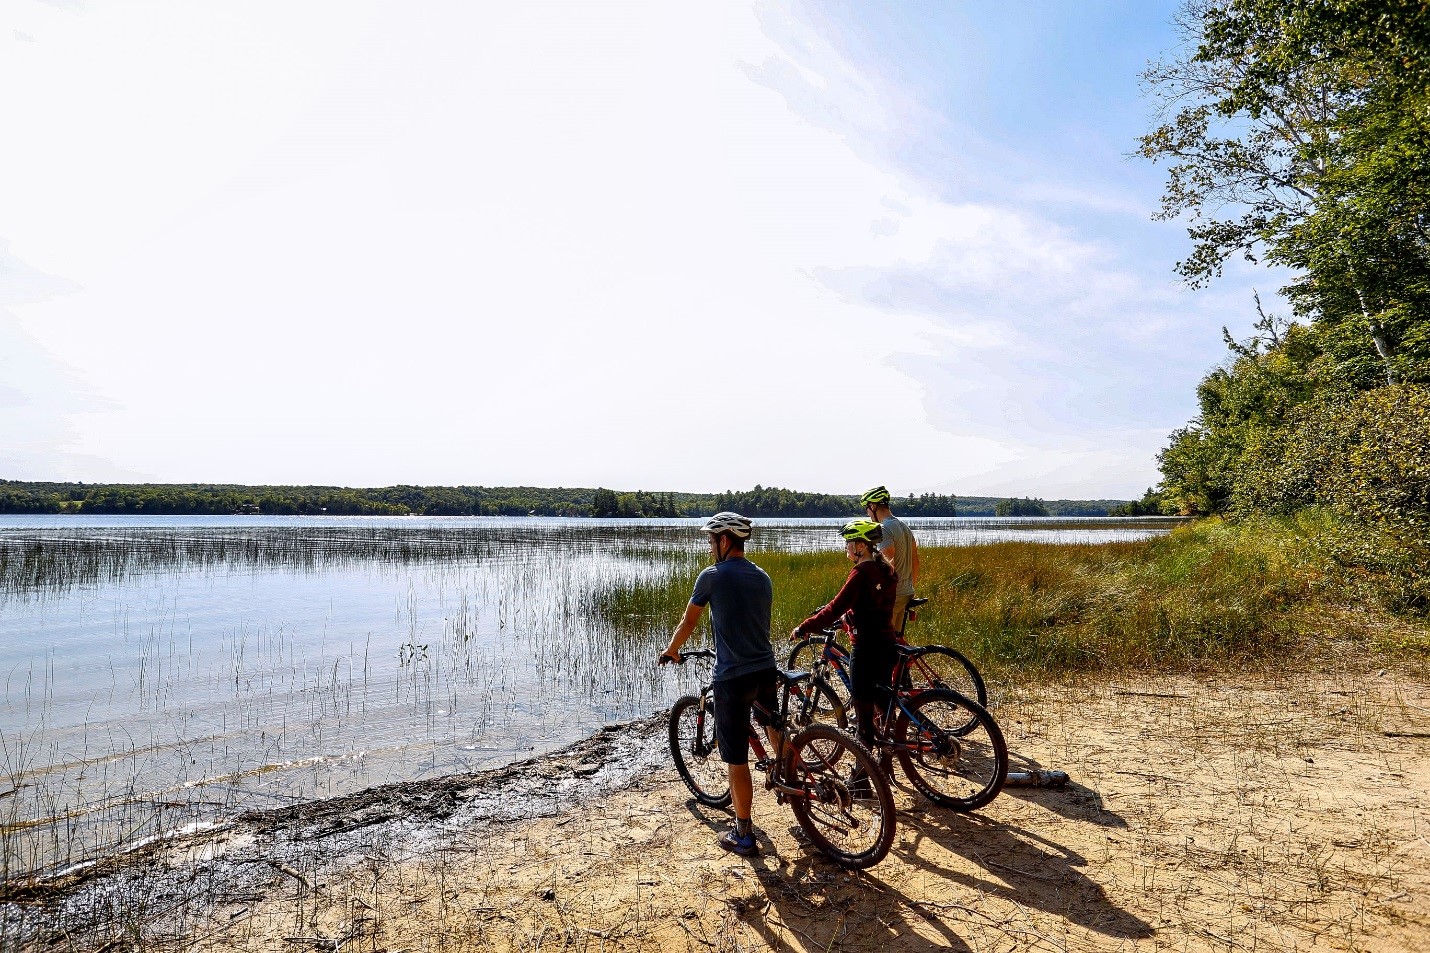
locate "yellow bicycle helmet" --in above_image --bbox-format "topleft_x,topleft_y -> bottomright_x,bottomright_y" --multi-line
840,518 -> 884,544
859,486 -> 891,508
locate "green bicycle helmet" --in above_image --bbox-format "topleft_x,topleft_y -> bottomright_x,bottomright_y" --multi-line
840,518 -> 884,544
859,486 -> 891,508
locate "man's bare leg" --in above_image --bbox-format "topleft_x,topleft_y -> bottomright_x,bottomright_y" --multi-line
729,762 -> 754,822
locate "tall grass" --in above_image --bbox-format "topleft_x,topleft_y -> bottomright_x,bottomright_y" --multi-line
596,514 -> 1430,681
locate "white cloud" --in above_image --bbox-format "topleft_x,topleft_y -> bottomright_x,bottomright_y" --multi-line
0,243 -> 134,479
0,0 -> 1258,498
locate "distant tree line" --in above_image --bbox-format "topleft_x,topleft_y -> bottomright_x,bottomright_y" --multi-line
1108,489 -> 1165,517
590,489 -> 680,518
0,481 -> 1141,518
710,486 -> 959,518
955,497 -> 1131,517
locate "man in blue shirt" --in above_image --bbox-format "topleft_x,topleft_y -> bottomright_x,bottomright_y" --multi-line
660,512 -> 776,858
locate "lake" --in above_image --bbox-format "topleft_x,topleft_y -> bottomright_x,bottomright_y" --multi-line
0,515 -> 1178,877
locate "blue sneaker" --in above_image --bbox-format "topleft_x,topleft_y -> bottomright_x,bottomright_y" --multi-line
719,827 -> 759,857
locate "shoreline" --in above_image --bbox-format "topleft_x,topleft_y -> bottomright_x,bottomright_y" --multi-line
1,710 -> 671,907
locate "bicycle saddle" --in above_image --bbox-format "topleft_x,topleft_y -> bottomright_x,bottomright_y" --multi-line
894,642 -> 937,657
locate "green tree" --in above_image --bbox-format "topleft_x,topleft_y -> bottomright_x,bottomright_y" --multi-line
591,488 -> 619,518
1140,0 -> 1430,387
994,497 -> 1049,517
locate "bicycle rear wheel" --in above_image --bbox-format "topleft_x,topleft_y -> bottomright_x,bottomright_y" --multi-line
785,724 -> 896,869
901,645 -> 987,711
668,694 -> 731,807
893,689 -> 1007,811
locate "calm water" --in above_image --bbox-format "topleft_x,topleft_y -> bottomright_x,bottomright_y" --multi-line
0,515 -> 1176,876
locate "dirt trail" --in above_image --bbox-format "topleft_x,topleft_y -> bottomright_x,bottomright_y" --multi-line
6,670 -> 1428,952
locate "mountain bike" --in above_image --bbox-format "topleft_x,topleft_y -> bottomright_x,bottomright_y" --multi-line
793,628 -> 1008,811
664,649 -> 895,869
786,597 -> 987,713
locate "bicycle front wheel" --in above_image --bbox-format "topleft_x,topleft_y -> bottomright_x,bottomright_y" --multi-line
893,689 -> 1007,812
785,724 -> 896,869
668,694 -> 731,807
787,638 -> 853,713
782,674 -> 850,770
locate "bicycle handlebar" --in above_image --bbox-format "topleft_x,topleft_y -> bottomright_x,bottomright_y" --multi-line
660,648 -> 715,665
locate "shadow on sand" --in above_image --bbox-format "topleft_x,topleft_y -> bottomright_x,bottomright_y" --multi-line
679,771 -> 1151,952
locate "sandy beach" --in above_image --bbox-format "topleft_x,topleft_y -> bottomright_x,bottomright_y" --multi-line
6,667 -> 1428,952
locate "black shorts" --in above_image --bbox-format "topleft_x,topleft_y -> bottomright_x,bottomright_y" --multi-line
712,668 -> 777,765
850,641 -> 896,705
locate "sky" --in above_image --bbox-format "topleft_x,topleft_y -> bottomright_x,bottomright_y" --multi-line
0,0 -> 1283,499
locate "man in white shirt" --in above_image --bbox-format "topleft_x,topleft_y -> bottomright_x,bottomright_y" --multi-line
860,486 -> 919,632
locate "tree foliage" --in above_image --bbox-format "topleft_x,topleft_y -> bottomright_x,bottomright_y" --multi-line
994,498 -> 1050,517
1140,0 -> 1430,387
1145,1 -> 1430,551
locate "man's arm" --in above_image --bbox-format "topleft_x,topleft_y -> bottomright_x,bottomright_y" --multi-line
661,602 -> 705,662
910,534 -> 920,587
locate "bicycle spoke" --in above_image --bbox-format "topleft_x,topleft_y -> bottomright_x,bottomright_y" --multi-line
902,646 -> 987,715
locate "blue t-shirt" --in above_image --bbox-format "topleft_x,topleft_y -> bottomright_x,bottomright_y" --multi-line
690,557 -> 775,682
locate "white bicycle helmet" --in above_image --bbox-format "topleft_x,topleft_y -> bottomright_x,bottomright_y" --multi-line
700,511 -> 753,539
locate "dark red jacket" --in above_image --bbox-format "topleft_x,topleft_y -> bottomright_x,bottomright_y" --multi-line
795,559 -> 898,644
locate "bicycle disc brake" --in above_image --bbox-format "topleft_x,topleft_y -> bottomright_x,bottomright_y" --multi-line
810,775 -> 854,813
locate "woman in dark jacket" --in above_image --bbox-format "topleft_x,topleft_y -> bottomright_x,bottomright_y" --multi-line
790,519 -> 899,749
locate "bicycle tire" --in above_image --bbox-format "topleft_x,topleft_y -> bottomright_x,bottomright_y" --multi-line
893,688 -> 1007,812
785,724 -> 896,869
788,634 -> 845,671
668,694 -> 732,807
900,645 -> 988,711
